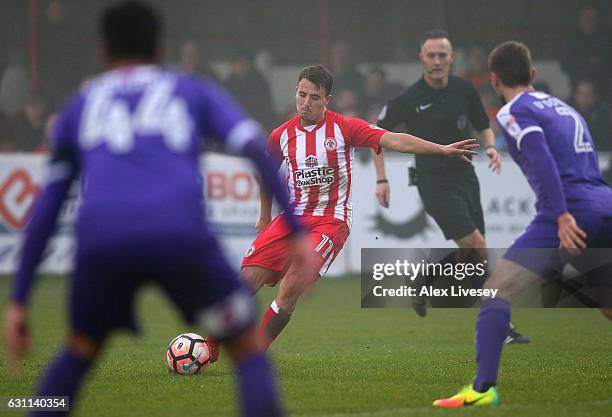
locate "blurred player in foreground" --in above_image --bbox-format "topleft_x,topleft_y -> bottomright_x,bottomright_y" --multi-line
3,2 -> 315,416
434,41 -> 612,408
207,64 -> 479,360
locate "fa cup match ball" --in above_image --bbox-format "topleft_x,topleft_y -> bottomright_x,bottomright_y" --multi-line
166,333 -> 211,375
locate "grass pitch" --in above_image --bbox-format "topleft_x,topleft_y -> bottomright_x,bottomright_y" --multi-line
0,275 -> 611,417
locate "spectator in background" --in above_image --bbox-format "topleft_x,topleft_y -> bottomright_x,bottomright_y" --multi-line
461,46 -> 505,150
360,66 -> 403,123
568,78 -> 612,186
330,41 -> 365,106
570,77 -> 612,185
224,49 -> 274,130
334,89 -> 359,117
560,5 -> 611,98
0,65 -> 27,118
40,0 -> 93,111
0,111 -> 15,152
0,65 -> 27,152
533,81 -> 552,95
13,94 -> 47,152
461,45 -> 489,91
178,40 -> 219,82
569,79 -> 612,153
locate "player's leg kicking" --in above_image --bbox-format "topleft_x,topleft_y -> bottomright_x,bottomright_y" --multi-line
207,214 -> 348,361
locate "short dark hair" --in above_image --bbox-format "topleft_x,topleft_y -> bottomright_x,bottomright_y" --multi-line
488,41 -> 533,88
100,1 -> 162,61
297,65 -> 334,95
420,29 -> 451,48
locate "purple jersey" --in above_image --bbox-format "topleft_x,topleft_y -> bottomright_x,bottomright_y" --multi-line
53,66 -> 263,244
13,65 -> 299,305
497,91 -> 612,218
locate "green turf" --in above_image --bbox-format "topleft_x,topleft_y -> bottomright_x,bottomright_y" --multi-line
0,275 -> 611,417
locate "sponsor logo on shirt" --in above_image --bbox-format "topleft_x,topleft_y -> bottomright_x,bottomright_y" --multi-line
502,114 -> 521,138
294,167 -> 335,187
417,103 -> 433,112
245,245 -> 255,257
305,155 -> 318,168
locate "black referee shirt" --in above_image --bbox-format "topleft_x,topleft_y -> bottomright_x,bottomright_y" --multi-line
378,75 -> 489,173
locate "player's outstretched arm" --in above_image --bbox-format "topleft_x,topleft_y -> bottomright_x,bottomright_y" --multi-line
379,132 -> 479,162
7,175 -> 74,374
12,178 -> 74,305
371,148 -> 390,208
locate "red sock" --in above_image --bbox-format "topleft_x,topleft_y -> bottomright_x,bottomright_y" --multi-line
258,303 -> 279,338
205,336 -> 220,363
207,336 -> 218,348
258,300 -> 291,350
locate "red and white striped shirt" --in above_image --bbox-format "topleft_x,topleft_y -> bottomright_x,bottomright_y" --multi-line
267,110 -> 386,227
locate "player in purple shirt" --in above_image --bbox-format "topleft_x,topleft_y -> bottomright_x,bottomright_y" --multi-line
3,2 -> 315,417
434,41 -> 612,407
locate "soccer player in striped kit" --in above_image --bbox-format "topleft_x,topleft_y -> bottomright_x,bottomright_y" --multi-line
207,64 -> 479,361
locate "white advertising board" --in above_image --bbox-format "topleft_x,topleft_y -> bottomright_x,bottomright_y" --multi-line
1,152 -> 589,276
0,153 -> 260,273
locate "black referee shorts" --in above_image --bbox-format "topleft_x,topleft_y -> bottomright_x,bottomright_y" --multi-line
416,168 -> 485,241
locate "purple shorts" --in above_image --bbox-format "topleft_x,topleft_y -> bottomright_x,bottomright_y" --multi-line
503,213 -> 612,280
69,234 -> 253,342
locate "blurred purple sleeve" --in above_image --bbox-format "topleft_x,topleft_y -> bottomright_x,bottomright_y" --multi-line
12,109 -> 79,305
520,130 -> 568,220
12,179 -> 73,304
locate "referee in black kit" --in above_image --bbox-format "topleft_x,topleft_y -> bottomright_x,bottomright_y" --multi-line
375,30 -> 529,344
